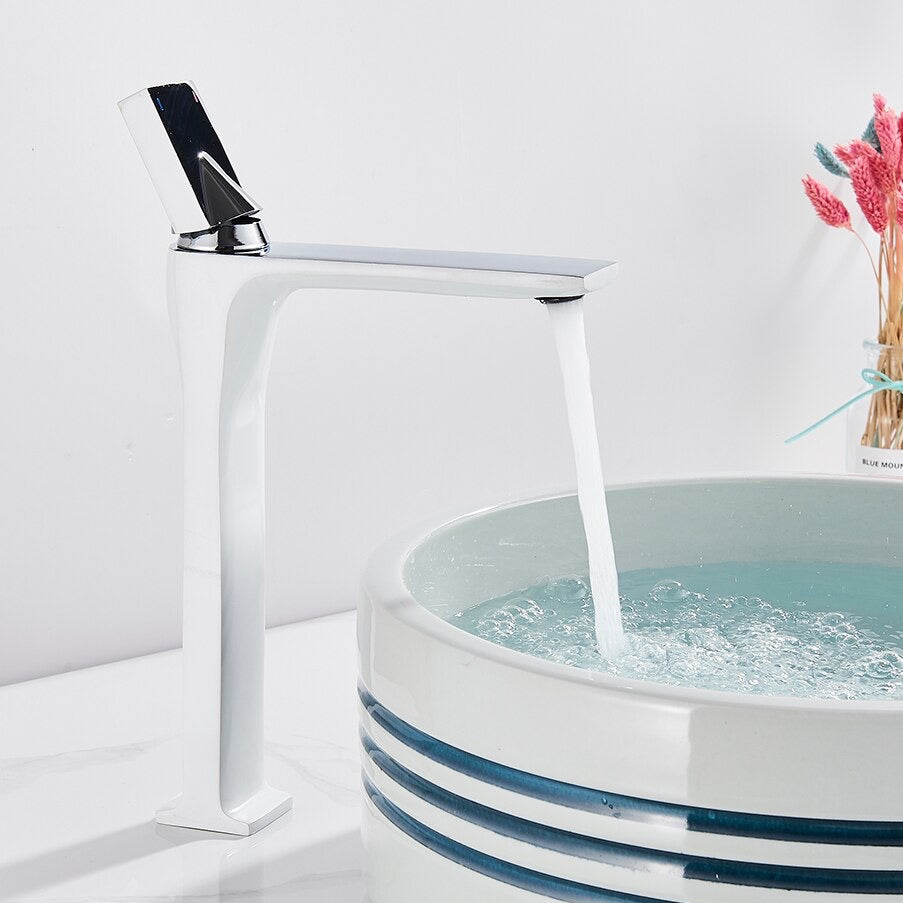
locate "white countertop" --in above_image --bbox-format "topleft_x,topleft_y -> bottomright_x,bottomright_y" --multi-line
0,612 -> 364,902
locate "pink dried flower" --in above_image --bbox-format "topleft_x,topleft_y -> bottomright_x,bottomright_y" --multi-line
875,107 -> 902,175
871,154 -> 895,196
835,143 -> 855,166
849,139 -> 881,161
874,93 -> 887,115
834,140 -> 878,168
844,139 -> 895,195
802,176 -> 851,229
850,157 -> 888,232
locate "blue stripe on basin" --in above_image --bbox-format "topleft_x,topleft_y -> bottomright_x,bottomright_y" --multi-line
365,775 -> 670,903
359,685 -> 903,846
363,731 -> 903,894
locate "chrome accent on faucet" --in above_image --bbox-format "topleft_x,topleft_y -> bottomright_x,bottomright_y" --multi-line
175,217 -> 270,255
120,81 -> 618,837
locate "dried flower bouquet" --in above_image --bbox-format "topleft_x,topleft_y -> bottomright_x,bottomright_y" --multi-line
803,94 -> 903,449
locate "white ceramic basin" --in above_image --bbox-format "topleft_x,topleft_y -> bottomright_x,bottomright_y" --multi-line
358,476 -> 903,901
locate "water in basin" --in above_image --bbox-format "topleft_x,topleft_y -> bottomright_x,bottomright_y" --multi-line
448,560 -> 903,700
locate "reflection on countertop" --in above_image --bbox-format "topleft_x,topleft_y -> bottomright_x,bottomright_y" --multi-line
0,612 -> 364,903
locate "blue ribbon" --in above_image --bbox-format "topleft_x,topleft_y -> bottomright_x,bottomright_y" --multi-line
786,368 -> 903,444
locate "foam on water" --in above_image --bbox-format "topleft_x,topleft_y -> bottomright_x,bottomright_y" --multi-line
546,300 -> 623,656
449,561 -> 903,700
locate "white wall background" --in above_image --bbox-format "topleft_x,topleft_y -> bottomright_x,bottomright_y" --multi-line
1,0 -> 898,685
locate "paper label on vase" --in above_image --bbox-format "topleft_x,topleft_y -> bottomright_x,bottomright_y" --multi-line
848,442 -> 903,477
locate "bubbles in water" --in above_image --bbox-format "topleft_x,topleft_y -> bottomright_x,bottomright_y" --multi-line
650,580 -> 689,603
449,564 -> 903,701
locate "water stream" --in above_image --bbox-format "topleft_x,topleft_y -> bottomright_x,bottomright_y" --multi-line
546,299 -> 624,657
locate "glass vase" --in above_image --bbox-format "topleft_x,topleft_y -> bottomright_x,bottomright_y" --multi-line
846,340 -> 903,477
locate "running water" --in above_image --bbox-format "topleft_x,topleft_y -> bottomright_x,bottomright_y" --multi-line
546,299 -> 624,657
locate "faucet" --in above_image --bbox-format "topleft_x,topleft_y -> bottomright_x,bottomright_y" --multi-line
119,81 -> 618,835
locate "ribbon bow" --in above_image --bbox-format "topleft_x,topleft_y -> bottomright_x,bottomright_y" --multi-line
786,368 -> 903,444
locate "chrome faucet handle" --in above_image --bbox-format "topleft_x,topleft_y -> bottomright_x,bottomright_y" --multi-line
119,82 -> 267,252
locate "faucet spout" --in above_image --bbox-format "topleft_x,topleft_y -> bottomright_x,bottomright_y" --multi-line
207,241 -> 617,300
121,81 -> 619,836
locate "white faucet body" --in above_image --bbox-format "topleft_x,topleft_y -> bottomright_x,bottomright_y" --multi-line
160,244 -> 616,834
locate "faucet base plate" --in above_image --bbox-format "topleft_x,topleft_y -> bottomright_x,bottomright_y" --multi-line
156,786 -> 292,836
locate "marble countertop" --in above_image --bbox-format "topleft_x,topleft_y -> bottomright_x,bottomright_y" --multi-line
0,612 -> 364,902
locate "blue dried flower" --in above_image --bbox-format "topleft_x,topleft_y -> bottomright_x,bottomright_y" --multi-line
863,116 -> 881,151
814,141 -> 849,178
